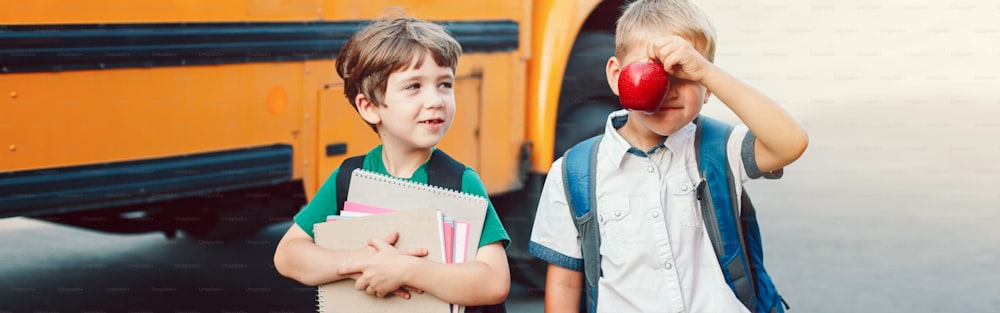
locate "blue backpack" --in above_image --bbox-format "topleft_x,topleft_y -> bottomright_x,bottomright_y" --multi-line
562,115 -> 787,313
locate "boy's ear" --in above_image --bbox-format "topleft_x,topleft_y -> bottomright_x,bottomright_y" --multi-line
355,93 -> 382,125
606,56 -> 621,96
703,88 -> 712,104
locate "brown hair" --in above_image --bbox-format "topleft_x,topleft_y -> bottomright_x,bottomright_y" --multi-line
335,11 -> 462,131
616,0 -> 716,62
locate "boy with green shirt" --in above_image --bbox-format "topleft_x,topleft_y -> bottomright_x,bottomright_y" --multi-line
273,14 -> 511,308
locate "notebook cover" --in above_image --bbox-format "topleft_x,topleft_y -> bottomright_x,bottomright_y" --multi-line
346,169 -> 489,264
314,207 -> 449,313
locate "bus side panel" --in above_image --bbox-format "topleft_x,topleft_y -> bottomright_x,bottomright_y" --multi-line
321,0 -> 523,21
1,0 -> 322,24
525,0 -> 603,172
476,52 -> 528,194
2,64 -> 306,177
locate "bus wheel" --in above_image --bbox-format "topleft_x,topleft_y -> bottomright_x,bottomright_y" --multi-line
554,31 -> 619,158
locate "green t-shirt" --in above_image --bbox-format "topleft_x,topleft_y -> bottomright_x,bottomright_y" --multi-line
293,145 -> 510,249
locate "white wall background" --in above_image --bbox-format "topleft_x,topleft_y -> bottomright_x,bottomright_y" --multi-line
695,1 -> 1000,312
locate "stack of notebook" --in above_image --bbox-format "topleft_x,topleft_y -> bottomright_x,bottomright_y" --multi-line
313,169 -> 489,313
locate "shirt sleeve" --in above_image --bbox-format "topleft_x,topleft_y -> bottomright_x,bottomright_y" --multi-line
528,157 -> 585,271
293,167 -> 340,238
730,124 -> 784,183
461,168 -> 511,249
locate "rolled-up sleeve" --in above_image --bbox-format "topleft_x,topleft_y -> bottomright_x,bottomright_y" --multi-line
731,125 -> 784,182
528,157 -> 584,271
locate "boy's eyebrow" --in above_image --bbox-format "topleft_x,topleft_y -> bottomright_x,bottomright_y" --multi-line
394,72 -> 455,83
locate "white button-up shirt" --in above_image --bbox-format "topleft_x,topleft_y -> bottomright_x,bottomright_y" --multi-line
531,110 -> 761,313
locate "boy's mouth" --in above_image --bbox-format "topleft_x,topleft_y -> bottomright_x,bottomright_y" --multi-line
420,118 -> 445,125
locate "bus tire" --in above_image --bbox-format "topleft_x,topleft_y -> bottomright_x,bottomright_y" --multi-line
554,31 -> 619,158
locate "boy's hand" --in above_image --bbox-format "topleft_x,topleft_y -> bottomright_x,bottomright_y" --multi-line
339,231 -> 427,298
647,35 -> 713,82
337,232 -> 426,298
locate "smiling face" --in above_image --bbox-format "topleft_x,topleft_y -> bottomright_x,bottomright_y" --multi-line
607,37 -> 710,137
357,52 -> 456,151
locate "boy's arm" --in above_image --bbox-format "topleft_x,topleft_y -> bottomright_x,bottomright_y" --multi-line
273,224 -> 426,291
545,264 -> 584,313
340,241 -> 510,306
273,224 -> 370,286
700,65 -> 808,172
649,36 -> 809,172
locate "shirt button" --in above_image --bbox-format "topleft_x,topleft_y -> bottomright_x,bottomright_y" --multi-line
598,214 -> 604,223
614,210 -> 622,217
664,262 -> 673,270
646,166 -> 654,173
651,211 -> 659,218
681,184 -> 689,192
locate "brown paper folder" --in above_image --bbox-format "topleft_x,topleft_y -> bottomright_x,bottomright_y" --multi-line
314,207 -> 449,313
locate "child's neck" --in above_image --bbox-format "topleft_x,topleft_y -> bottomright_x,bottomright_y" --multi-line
618,120 -> 667,152
380,146 -> 433,179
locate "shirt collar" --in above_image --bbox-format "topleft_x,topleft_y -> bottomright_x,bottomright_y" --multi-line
602,109 -> 696,168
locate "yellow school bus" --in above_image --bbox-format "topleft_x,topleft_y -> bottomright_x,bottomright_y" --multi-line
0,0 -> 626,287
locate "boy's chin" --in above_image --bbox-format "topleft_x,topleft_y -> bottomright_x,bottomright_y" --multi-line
634,114 -> 692,136
413,137 -> 446,149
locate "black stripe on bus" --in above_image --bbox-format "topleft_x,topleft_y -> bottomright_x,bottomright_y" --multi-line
0,145 -> 292,217
0,20 -> 519,74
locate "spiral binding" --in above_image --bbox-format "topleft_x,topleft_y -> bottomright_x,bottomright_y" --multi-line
351,169 -> 487,202
316,283 -> 325,312
315,223 -> 326,313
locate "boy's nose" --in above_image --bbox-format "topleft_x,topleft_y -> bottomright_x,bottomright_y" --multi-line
424,92 -> 445,109
664,79 -> 680,100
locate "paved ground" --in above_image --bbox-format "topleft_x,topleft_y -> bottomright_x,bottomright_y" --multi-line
0,219 -> 544,312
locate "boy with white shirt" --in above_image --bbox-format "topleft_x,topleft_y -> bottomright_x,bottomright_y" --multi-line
528,0 -> 808,312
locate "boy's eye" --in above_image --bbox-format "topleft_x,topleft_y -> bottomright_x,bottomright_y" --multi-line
405,83 -> 421,90
439,82 -> 453,89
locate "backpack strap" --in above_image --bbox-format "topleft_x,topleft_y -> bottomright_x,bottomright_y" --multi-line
335,155 -> 367,213
562,134 -> 603,313
425,149 -> 465,191
335,149 -> 465,212
695,115 -> 758,311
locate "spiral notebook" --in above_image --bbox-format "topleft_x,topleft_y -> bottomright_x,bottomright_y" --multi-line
314,169 -> 490,313
344,169 -> 489,265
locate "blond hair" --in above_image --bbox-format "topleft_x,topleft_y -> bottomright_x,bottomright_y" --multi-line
616,0 -> 716,62
335,11 -> 462,130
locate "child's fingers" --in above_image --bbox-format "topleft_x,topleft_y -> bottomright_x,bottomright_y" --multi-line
391,289 -> 412,299
402,286 -> 424,294
367,237 -> 394,252
396,247 -> 428,257
382,231 -> 399,245
354,275 -> 371,293
647,36 -> 679,62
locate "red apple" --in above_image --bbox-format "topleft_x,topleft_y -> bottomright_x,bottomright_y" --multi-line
618,61 -> 669,113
